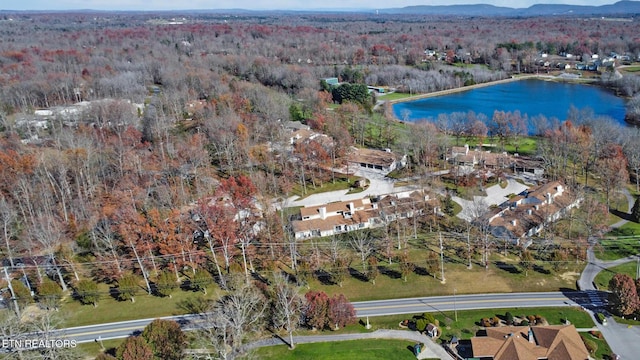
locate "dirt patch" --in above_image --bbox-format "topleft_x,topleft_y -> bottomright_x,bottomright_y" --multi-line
559,271 -> 580,282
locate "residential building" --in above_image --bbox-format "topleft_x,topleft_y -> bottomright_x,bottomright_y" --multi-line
291,191 -> 438,239
448,144 -> 512,169
291,198 -> 380,239
487,181 -> 580,244
470,325 -> 589,360
347,147 -> 406,173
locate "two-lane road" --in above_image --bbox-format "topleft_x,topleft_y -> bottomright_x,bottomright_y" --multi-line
353,291 -> 582,317
53,291 -> 598,344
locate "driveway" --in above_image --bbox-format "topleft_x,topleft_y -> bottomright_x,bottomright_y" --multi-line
454,178 -> 529,221
577,193 -> 640,360
280,168 -> 419,209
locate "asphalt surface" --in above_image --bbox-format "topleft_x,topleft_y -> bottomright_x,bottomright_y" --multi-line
281,167 -> 420,209
46,291 -> 601,345
454,177 -> 529,221
574,187 -> 638,360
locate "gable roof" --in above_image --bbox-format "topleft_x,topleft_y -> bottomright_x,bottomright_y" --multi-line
347,147 -> 397,167
471,325 -> 588,360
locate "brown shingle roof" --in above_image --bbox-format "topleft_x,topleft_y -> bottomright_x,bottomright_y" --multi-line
348,147 -> 396,167
471,325 -> 588,360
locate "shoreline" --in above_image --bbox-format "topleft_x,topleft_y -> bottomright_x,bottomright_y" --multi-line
387,74 -> 595,105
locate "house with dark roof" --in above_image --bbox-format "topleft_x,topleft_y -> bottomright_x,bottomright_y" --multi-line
470,325 -> 589,360
347,147 -> 406,173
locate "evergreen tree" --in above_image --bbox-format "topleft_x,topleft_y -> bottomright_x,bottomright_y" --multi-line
154,270 -> 177,298
118,274 -> 141,302
75,279 -> 100,306
631,196 -> 640,223
37,278 -> 63,309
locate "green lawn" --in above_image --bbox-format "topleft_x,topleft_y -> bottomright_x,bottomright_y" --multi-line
290,174 -> 361,199
580,332 -> 613,360
596,237 -> 640,261
432,307 -> 594,341
77,338 -> 123,358
308,256 -> 583,302
378,92 -> 414,101
503,137 -> 539,156
593,262 -> 637,290
249,339 -> 420,360
607,221 -> 640,237
62,283 -> 213,327
621,65 -> 640,73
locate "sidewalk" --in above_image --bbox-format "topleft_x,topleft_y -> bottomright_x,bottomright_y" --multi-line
244,329 -> 454,360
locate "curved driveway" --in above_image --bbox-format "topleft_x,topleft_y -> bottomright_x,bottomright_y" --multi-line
454,178 -> 529,221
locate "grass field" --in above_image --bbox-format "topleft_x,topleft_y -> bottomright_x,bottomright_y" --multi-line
580,332 -> 613,360
289,174 -> 361,198
593,262 -> 637,290
378,92 -> 413,101
621,65 -> 640,73
307,256 -> 583,302
596,237 -> 640,261
250,339 -> 421,360
607,221 -> 640,237
62,283 -> 213,326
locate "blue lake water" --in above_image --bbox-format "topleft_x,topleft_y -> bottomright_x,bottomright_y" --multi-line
392,79 -> 627,130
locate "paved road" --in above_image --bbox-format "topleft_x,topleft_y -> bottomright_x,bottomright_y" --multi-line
353,291 -> 585,318
576,192 -> 640,360
48,291 -> 600,345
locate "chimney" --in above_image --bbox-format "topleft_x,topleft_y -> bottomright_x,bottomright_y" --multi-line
349,202 -> 355,213
319,206 -> 327,220
464,144 -> 469,154
528,327 -> 536,345
511,219 -> 517,226
546,192 -> 552,204
527,209 -> 532,216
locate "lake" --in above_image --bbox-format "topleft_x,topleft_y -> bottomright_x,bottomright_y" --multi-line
392,79 -> 627,131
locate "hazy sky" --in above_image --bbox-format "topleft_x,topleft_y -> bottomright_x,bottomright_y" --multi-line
2,0 -> 622,11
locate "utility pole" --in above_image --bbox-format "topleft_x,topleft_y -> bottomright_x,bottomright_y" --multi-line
4,267 -> 20,318
467,230 -> 472,269
454,288 -> 458,322
439,232 -> 446,284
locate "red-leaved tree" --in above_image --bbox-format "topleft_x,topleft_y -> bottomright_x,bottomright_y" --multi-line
609,273 -> 639,316
328,293 -> 356,330
304,290 -> 329,330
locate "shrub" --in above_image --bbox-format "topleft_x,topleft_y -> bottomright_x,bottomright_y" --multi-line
583,337 -> 597,354
481,318 -> 491,327
421,312 -> 436,324
520,320 -> 529,326
505,312 -> 514,325
416,318 -> 428,332
492,316 -> 501,327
